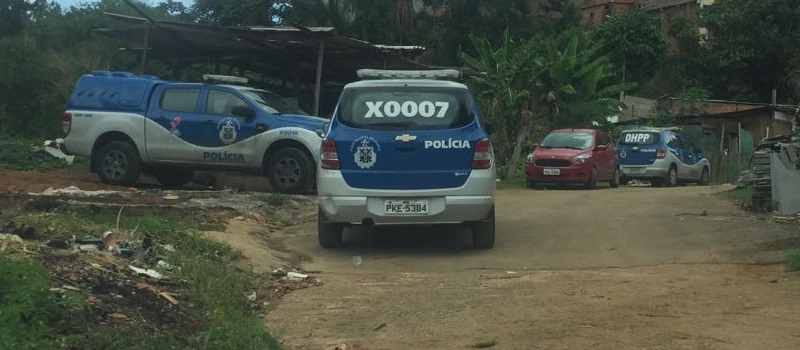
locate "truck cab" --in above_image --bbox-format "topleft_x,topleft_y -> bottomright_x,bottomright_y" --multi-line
62,71 -> 327,193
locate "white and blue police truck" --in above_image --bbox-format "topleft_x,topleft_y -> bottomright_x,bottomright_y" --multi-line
317,69 -> 497,249
61,72 -> 327,194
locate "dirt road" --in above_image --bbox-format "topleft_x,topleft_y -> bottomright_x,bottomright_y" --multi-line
261,185 -> 800,350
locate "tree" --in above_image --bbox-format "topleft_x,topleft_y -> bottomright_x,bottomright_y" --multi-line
534,31 -> 633,130
193,0 -> 278,26
461,30 -> 535,180
701,0 -> 800,103
591,11 -> 667,93
462,29 -> 632,180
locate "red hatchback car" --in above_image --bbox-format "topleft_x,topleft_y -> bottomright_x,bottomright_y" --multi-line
525,129 -> 620,189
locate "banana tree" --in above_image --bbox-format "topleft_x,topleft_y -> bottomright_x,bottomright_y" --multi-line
532,32 -> 635,130
461,30 -> 540,180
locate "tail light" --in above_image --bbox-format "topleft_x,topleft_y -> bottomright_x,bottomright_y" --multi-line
656,148 -> 667,159
62,112 -> 72,135
320,139 -> 340,169
472,138 -> 493,169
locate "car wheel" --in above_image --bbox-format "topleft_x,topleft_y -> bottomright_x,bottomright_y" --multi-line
318,207 -> 343,248
471,206 -> 495,249
153,169 -> 194,188
94,141 -> 141,186
584,167 -> 598,190
609,166 -> 620,188
697,166 -> 710,186
665,165 -> 678,187
267,147 -> 313,194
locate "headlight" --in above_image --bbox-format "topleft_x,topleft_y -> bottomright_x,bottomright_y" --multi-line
571,153 -> 591,164
526,154 -> 535,163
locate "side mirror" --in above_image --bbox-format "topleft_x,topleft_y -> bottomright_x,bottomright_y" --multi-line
232,106 -> 256,119
483,121 -> 494,136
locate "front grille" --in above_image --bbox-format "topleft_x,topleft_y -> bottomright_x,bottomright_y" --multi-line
535,159 -> 572,167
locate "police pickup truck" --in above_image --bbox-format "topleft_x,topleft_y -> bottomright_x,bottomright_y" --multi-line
62,72 -> 326,194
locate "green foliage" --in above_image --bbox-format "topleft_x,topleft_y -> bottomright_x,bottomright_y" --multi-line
592,11 -> 667,83
700,0 -> 800,103
0,255 -> 58,349
0,140 -> 71,171
1,206 -> 279,349
260,193 -> 291,206
787,251 -> 800,272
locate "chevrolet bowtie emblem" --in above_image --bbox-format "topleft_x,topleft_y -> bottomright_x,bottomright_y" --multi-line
395,134 -> 417,142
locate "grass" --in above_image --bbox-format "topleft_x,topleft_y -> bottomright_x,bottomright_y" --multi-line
258,193 -> 291,207
496,177 -> 527,190
715,186 -> 754,200
786,251 -> 800,272
0,206 -> 281,350
0,138 -> 79,171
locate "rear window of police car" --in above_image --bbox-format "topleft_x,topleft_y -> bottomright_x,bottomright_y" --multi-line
337,87 -> 473,130
619,131 -> 660,145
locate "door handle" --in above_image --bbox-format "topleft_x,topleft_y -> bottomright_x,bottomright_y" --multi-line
204,119 -> 215,125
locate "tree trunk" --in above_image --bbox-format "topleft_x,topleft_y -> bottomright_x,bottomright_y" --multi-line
505,123 -> 529,180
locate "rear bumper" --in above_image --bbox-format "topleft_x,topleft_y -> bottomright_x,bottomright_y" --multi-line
317,167 -> 495,225
619,164 -> 669,179
525,162 -> 591,183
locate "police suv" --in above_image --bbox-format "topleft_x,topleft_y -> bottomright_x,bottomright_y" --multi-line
316,69 -> 496,249
616,127 -> 711,187
62,72 -> 327,194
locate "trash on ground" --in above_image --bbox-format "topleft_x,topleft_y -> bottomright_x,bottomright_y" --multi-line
470,339 -> 498,348
129,265 -> 164,279
163,194 -> 180,200
79,244 -> 99,252
246,291 -> 258,302
156,260 -> 179,271
29,186 -> 120,197
373,322 -> 387,331
286,272 -> 308,280
351,256 -> 363,266
272,268 -> 287,277
32,139 -> 75,164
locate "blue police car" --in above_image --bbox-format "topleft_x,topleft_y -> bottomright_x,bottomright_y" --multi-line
316,69 -> 497,248
617,127 -> 711,187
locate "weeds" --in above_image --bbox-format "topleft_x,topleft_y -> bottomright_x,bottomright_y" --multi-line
0,139 -> 72,171
0,205 -> 281,349
260,193 -> 291,207
786,251 -> 800,272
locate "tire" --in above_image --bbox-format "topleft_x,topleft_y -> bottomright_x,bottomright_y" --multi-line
267,147 -> 314,194
609,166 -> 620,188
153,169 -> 194,188
665,165 -> 678,187
584,167 -> 598,190
318,207 -> 343,248
471,206 -> 495,249
94,141 -> 141,186
697,166 -> 710,186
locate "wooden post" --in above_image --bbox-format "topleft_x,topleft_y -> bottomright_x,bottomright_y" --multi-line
313,39 -> 325,117
140,24 -> 150,74
719,122 -> 726,153
738,121 -> 743,174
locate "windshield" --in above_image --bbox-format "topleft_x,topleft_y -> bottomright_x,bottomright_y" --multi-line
540,132 -> 593,150
336,87 -> 474,130
619,131 -> 660,145
238,89 -> 308,115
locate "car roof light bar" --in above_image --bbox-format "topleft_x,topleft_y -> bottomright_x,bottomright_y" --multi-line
356,69 -> 461,80
202,74 -> 249,85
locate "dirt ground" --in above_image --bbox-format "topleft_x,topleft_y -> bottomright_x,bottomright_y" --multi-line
4,169 -> 800,349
